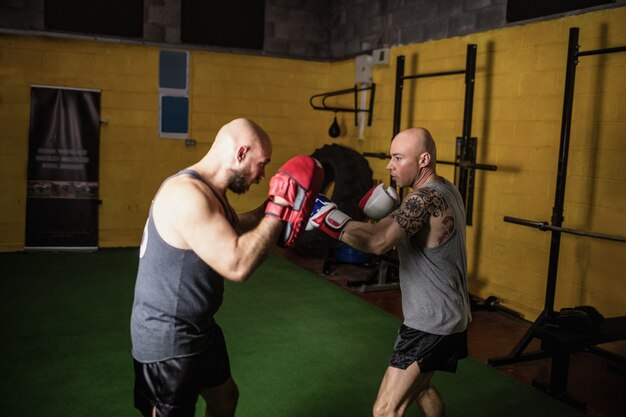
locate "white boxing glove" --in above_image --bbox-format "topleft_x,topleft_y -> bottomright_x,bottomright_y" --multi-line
358,183 -> 400,220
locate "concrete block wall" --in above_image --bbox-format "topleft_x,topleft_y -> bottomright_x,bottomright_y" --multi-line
327,0 -> 626,59
0,0 -> 181,44
144,0 -> 180,44
0,0 -> 43,30
264,0 -> 331,58
2,0 -> 625,60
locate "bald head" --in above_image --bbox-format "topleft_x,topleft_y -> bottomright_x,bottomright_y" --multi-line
194,118 -> 272,194
214,118 -> 271,154
393,127 -> 437,166
387,127 -> 437,188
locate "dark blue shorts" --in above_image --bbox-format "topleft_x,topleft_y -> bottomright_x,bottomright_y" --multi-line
133,324 -> 231,417
390,324 -> 468,373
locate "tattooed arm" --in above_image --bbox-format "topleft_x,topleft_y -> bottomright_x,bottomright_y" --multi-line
340,186 -> 453,254
391,187 -> 454,247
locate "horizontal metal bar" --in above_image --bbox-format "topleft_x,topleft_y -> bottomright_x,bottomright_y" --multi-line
363,153 -> 497,171
309,85 -> 375,116
310,87 -> 357,99
24,246 -> 98,252
312,106 -> 371,113
504,216 -> 626,243
488,350 -> 552,366
310,85 -> 373,102
403,69 -> 466,80
438,160 -> 498,171
578,45 -> 626,57
31,84 -> 102,93
362,152 -> 389,159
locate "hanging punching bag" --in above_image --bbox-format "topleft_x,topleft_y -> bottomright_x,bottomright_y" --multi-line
328,113 -> 340,138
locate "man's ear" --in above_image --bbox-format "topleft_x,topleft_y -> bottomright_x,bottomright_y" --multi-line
236,146 -> 249,163
419,152 -> 431,168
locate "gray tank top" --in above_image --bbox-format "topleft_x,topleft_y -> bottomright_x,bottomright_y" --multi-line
130,169 -> 240,362
396,178 -> 471,335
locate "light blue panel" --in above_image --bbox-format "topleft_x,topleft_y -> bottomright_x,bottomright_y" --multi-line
159,50 -> 187,90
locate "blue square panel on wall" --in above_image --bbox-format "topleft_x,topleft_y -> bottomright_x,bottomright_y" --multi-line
161,96 -> 189,136
159,51 -> 188,90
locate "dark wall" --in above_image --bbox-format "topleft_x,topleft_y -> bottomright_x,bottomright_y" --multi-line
1,0 -> 624,60
324,0 -> 624,59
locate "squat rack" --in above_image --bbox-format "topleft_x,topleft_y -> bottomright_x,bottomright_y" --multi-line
488,27 -> 626,409
391,44 -> 497,226
358,44 -> 497,293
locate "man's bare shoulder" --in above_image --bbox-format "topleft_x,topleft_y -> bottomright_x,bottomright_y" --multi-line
159,175 -> 220,207
390,191 -> 429,237
389,186 -> 450,238
154,175 -> 225,228
413,186 -> 449,215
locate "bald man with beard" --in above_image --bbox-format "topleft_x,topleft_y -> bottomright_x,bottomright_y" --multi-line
131,119 -> 291,417
310,128 -> 471,417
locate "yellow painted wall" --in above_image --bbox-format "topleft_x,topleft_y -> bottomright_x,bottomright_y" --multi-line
0,35 -> 333,250
0,8 -> 624,354
331,8 -> 626,354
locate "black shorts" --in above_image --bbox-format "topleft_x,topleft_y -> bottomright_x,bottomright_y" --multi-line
389,324 -> 468,373
133,324 -> 231,417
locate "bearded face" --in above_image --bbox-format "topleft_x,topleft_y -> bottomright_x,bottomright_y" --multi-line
227,146 -> 268,194
227,168 -> 251,194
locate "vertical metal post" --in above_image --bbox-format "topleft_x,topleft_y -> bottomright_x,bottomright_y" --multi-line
391,55 -> 406,188
545,27 -> 580,315
353,84 -> 358,126
458,44 -> 477,224
393,55 -> 405,139
466,138 -> 477,225
368,84 -> 376,126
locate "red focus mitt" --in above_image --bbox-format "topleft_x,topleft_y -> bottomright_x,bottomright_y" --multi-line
265,155 -> 324,247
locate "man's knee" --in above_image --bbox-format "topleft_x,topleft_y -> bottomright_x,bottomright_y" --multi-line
416,384 -> 445,417
417,384 -> 433,400
372,397 -> 401,417
372,399 -> 387,417
417,384 -> 441,400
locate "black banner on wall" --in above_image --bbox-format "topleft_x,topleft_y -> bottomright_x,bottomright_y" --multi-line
26,86 -> 101,250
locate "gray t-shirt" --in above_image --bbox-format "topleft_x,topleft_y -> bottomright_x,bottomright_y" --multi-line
395,179 -> 471,335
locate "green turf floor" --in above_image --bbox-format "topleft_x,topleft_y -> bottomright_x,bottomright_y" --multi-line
0,249 -> 583,416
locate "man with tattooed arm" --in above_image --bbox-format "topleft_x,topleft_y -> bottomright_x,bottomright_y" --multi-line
308,127 -> 470,417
